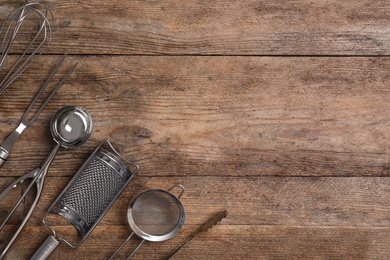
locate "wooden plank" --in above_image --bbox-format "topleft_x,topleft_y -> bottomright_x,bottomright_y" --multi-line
1,56 -> 390,177
2,225 -> 390,259
0,0 -> 390,55
1,0 -> 389,259
2,176 -> 390,228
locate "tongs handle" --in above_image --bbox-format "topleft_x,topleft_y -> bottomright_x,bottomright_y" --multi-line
0,143 -> 60,259
0,168 -> 41,259
0,167 -> 39,201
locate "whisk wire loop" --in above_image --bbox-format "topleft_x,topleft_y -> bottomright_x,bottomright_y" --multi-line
0,2 -> 53,94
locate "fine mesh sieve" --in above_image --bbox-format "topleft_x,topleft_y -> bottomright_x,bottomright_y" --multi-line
110,184 -> 185,260
31,139 -> 139,260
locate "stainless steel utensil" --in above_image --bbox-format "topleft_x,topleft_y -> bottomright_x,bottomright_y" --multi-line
110,184 -> 185,260
166,210 -> 227,260
0,1 -> 53,94
31,139 -> 139,260
0,106 -> 93,259
0,54 -> 76,167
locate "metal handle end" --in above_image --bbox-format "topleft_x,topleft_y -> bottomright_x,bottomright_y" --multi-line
31,235 -> 60,260
0,147 -> 9,165
0,157 -> 6,167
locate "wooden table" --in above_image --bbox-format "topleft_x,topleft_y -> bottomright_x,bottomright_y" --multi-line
1,0 -> 390,259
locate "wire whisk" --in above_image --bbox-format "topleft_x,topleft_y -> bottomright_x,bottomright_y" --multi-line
0,1 -> 53,94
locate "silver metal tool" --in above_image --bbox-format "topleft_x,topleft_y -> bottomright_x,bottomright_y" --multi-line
110,184 -> 186,260
0,54 -> 75,167
0,106 -> 93,259
31,139 -> 139,260
0,1 -> 53,94
166,210 -> 227,260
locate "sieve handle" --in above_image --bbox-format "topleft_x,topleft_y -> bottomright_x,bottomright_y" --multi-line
127,239 -> 145,260
109,232 -> 146,260
167,184 -> 185,199
31,235 -> 60,260
109,232 -> 135,260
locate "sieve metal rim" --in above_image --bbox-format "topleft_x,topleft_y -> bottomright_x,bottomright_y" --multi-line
127,186 -> 185,242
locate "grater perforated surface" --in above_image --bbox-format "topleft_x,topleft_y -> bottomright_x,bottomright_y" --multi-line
59,155 -> 130,227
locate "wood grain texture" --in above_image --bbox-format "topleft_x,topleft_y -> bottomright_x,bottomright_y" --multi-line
1,0 -> 390,259
0,0 -> 389,55
3,226 -> 390,260
1,56 -> 390,177
2,176 -> 390,228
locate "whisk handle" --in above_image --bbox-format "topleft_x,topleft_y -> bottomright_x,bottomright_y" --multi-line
31,235 -> 60,260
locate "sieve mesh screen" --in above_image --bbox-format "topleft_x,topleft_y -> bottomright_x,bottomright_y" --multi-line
131,190 -> 181,236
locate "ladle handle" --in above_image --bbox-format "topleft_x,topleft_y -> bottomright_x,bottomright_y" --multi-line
31,235 -> 61,260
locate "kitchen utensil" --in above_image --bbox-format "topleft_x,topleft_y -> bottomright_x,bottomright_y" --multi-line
31,139 -> 139,260
166,210 -> 227,260
0,54 -> 76,167
0,106 -> 93,259
110,184 -> 185,260
0,1 -> 53,94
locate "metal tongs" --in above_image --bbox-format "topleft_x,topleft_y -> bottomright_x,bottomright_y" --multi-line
0,56 -> 78,259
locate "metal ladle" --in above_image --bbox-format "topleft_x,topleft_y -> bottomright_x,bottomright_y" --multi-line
0,105 -> 93,259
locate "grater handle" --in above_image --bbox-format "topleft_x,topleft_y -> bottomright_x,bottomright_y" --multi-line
31,235 -> 60,260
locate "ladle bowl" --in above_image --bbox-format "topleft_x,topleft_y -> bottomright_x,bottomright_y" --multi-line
51,106 -> 93,148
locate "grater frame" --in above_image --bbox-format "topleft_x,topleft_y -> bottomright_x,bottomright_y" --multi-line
41,138 -> 139,249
